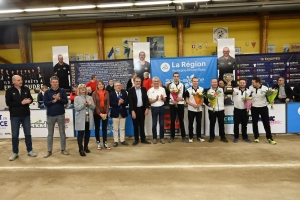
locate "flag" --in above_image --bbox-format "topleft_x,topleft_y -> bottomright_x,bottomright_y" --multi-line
107,47 -> 114,60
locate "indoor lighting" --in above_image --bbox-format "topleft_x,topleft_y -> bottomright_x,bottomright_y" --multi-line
24,7 -> 59,12
60,5 -> 96,10
173,0 -> 210,3
0,9 -> 23,14
135,1 -> 172,6
97,3 -> 134,8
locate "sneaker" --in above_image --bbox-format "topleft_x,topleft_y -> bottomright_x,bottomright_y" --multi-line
233,138 -> 239,143
208,138 -> 214,143
97,141 -> 102,150
220,138 -> 229,143
43,151 -> 52,158
182,137 -> 189,143
9,153 -> 18,161
61,150 -> 69,155
160,139 -> 165,144
189,138 -> 193,143
104,142 -> 111,150
254,138 -> 260,143
168,137 -> 175,143
153,139 -> 157,144
267,139 -> 277,145
28,150 -> 37,157
197,137 -> 205,142
243,138 -> 252,143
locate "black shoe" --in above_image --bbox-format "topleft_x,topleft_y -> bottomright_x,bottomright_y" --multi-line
208,138 -> 214,143
220,138 -> 228,143
141,140 -> 151,144
168,137 -> 175,143
84,148 -> 91,153
121,141 -> 129,146
79,149 -> 86,157
182,137 -> 189,143
113,142 -> 118,147
132,140 -> 139,146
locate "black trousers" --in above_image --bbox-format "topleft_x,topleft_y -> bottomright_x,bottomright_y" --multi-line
170,104 -> 186,138
77,122 -> 90,150
132,107 -> 146,141
233,108 -> 249,139
188,110 -> 202,139
94,114 -> 108,143
251,106 -> 273,139
208,110 -> 225,139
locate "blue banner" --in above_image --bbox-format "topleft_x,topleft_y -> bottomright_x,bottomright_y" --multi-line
151,56 -> 217,89
287,103 -> 300,133
236,53 -> 300,87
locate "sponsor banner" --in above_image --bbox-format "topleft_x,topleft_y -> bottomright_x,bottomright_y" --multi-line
287,103 -> 300,133
70,60 -> 134,89
236,53 -> 300,87
204,104 -> 286,136
0,109 -> 74,139
151,56 -> 217,89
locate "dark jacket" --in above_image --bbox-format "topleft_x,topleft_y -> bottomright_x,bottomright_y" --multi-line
105,85 -> 115,93
293,83 -> 300,102
37,92 -> 44,106
110,90 -> 128,118
128,86 -> 149,113
126,78 -> 133,92
272,84 -> 293,100
5,86 -> 33,117
44,87 -> 68,116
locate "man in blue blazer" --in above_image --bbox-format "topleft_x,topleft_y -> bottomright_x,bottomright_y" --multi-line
128,77 -> 151,146
110,82 -> 129,147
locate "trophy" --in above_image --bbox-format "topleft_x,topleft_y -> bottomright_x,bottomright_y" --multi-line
223,73 -> 234,93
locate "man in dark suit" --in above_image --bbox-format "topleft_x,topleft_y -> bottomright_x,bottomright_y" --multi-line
272,76 -> 293,103
110,81 -> 129,147
106,78 -> 115,93
128,77 -> 151,145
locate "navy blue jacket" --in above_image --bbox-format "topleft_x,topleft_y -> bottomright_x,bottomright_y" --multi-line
110,89 -> 128,118
44,87 -> 68,116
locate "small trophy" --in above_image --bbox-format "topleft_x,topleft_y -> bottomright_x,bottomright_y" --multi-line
223,73 -> 234,93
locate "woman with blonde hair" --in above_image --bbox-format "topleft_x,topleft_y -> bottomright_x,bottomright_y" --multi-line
74,84 -> 95,156
92,80 -> 111,150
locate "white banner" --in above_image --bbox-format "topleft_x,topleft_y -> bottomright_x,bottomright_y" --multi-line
0,109 -> 74,139
204,104 -> 286,136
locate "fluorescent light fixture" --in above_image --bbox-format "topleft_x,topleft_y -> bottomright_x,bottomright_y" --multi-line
135,1 -> 172,6
173,0 -> 210,3
60,5 -> 96,10
24,7 -> 59,12
0,9 -> 23,14
97,3 -> 134,8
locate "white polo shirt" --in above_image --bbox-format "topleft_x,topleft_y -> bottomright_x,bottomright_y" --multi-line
232,87 -> 252,109
206,87 -> 225,111
186,86 -> 204,112
249,85 -> 268,107
147,86 -> 166,107
169,82 -> 185,105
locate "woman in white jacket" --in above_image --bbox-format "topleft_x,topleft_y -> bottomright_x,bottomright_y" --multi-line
74,84 -> 96,156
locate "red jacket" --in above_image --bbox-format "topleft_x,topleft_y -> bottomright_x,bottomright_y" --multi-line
142,78 -> 152,92
86,81 -> 98,92
69,91 -> 77,104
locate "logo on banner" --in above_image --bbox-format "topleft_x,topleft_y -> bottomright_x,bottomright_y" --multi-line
298,107 -> 300,115
160,62 -> 171,72
224,115 -> 234,124
0,115 -> 8,127
248,115 -> 282,125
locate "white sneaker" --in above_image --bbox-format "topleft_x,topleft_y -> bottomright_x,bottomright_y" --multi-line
28,150 -> 37,157
9,153 -> 18,161
197,137 -> 205,142
97,142 -> 102,150
189,138 -> 193,143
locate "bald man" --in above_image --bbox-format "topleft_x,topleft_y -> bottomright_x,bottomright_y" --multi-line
218,47 -> 236,81
5,75 -> 37,161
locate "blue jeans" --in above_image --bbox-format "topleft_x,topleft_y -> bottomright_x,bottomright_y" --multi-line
11,115 -> 33,154
151,106 -> 165,139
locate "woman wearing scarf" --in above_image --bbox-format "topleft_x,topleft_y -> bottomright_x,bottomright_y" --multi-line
92,80 -> 111,150
74,84 -> 95,156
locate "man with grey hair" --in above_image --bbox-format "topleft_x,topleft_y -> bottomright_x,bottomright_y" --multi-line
142,71 -> 152,92
6,75 -> 37,161
218,47 -> 235,81
53,54 -> 70,90
43,76 -> 69,158
134,51 -> 151,82
147,76 -> 167,144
